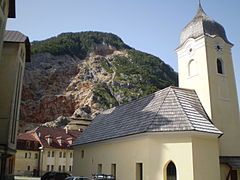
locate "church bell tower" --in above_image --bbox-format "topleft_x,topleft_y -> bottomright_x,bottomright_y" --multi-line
176,4 -> 240,156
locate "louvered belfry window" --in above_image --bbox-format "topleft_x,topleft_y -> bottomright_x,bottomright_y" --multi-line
217,58 -> 224,74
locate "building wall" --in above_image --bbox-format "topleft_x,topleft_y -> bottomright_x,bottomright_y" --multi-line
177,35 -> 240,156
205,36 -> 240,156
14,150 -> 39,176
40,148 -> 73,176
177,36 -> 212,118
191,136 -> 221,180
0,0 -> 9,57
73,134 -> 220,180
0,43 -> 26,152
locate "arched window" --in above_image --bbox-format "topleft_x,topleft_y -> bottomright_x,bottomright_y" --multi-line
166,161 -> 177,180
217,58 -> 224,74
188,59 -> 197,77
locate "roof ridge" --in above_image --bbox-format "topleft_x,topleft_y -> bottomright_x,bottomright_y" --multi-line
144,87 -> 171,132
172,88 -> 195,130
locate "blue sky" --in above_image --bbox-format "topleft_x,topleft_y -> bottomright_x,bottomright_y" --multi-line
7,0 -> 240,104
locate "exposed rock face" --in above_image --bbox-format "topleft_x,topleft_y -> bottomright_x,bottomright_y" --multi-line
42,116 -> 70,128
20,32 -> 178,131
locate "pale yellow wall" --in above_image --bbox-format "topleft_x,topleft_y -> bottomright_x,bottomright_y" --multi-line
14,150 -> 39,176
177,35 -> 240,156
191,136 -> 220,180
205,36 -> 240,156
73,134 -> 220,180
177,37 -> 212,117
40,148 -> 73,175
0,43 -> 26,152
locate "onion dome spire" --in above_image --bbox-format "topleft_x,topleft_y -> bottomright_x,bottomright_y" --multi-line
179,3 -> 232,45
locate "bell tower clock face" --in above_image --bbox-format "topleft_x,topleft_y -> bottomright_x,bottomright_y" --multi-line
215,43 -> 223,53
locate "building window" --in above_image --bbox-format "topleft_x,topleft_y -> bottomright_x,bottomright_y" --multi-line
70,152 -> 73,158
217,58 -> 224,74
59,165 -> 61,172
136,163 -> 143,180
81,150 -> 84,159
35,153 -> 38,159
188,59 -> 197,77
26,141 -> 30,148
48,151 -> 50,157
47,165 -> 50,171
25,153 -> 28,158
51,165 -> 54,171
111,164 -> 116,178
28,152 -> 31,159
34,142 -> 39,149
166,161 -> 177,180
52,151 -> 54,157
69,166 -> 72,172
59,152 -> 62,158
27,165 -> 30,171
63,152 -> 66,158
97,164 -> 102,174
63,165 -> 65,172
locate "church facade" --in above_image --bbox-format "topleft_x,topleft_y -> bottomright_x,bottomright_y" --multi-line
72,4 -> 240,180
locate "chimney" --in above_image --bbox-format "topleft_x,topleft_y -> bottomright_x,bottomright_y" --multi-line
56,136 -> 63,146
66,137 -> 73,145
65,127 -> 68,134
45,135 -> 52,145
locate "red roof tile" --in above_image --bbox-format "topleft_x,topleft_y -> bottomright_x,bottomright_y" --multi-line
17,127 -> 81,150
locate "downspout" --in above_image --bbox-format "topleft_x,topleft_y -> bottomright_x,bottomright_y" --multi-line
37,149 -> 41,176
39,148 -> 44,176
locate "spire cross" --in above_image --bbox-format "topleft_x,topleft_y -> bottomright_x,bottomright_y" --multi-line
198,0 -> 203,9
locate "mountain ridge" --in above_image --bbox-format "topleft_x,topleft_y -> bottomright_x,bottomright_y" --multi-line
20,31 -> 178,132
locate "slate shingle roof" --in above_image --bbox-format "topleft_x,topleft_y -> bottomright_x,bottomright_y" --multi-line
73,86 -> 222,146
180,4 -> 232,46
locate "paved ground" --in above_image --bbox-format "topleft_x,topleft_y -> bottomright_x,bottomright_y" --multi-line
14,176 -> 40,180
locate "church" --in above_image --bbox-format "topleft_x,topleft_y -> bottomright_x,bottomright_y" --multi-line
72,4 -> 240,180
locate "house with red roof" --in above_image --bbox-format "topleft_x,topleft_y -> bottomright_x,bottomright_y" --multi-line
14,126 -> 81,177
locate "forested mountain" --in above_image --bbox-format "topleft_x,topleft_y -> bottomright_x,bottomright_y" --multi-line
20,32 -> 178,131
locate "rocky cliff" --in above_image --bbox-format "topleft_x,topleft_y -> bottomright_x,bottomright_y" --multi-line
20,32 -> 178,131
